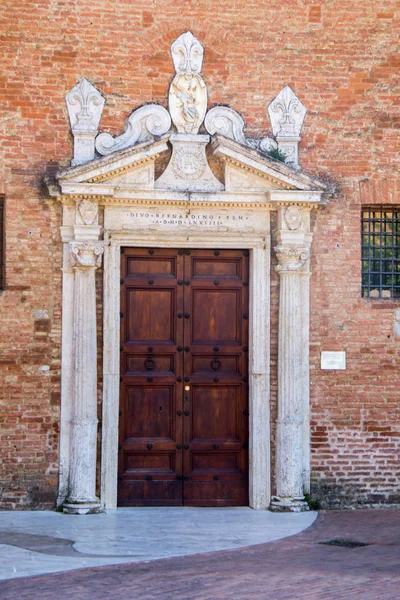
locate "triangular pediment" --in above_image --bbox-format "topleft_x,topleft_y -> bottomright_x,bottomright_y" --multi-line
56,136 -> 169,187
54,131 -> 328,200
210,135 -> 327,193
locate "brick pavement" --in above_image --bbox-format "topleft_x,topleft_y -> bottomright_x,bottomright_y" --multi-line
0,509 -> 399,600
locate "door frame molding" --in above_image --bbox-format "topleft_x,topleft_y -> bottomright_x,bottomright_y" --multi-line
101,229 -> 271,510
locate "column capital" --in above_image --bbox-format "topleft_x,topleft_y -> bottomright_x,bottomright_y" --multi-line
70,241 -> 104,269
274,245 -> 309,272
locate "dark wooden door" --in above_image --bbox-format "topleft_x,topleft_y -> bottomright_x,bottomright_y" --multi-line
119,248 -> 249,506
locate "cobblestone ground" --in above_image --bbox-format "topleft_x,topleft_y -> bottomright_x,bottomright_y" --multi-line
0,508 -> 399,600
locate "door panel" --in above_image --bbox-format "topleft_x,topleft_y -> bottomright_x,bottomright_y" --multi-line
125,385 -> 175,439
119,248 -> 249,507
127,289 -> 176,342
191,290 -> 240,343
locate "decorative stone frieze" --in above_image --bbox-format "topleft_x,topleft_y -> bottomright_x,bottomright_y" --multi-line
268,86 -> 307,169
95,105 -> 171,156
169,32 -> 207,134
66,79 -> 105,166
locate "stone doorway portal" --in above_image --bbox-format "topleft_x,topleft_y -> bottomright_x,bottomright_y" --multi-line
118,247 -> 249,506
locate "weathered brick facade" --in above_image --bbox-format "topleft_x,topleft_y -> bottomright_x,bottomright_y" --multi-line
0,0 -> 399,509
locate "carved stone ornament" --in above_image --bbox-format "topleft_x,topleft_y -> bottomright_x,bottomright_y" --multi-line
168,32 -> 207,134
66,78 -> 105,134
285,206 -> 302,231
95,105 -> 171,155
78,199 -> 98,225
205,107 -> 280,159
258,137 -> 278,153
275,245 -> 309,272
172,146 -> 206,180
205,107 -> 247,145
70,242 -> 104,269
268,85 -> 306,138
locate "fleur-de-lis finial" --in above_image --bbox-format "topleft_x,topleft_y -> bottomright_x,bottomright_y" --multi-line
66,78 -> 105,164
168,32 -> 207,134
268,85 -> 306,138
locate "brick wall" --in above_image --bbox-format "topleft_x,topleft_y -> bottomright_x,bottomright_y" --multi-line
0,0 -> 399,508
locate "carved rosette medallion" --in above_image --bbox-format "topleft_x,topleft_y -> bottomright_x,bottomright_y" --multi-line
285,206 -> 302,231
70,242 -> 104,269
168,32 -> 207,134
172,147 -> 206,180
78,199 -> 98,225
275,245 -> 309,272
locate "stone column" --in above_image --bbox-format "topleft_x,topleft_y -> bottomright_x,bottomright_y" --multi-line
270,205 -> 311,512
63,241 -> 104,515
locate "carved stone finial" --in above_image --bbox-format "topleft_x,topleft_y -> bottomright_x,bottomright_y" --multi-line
171,31 -> 204,75
268,86 -> 306,169
275,245 -> 309,272
95,105 -> 171,156
168,32 -> 207,134
268,86 -> 306,138
66,79 -> 105,166
70,242 -> 104,269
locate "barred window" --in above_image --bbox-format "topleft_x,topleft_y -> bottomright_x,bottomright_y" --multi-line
0,196 -> 3,290
362,207 -> 400,299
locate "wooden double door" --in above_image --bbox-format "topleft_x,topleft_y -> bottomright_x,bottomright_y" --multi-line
118,248 -> 249,506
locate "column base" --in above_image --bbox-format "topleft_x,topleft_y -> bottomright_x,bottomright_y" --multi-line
63,498 -> 102,515
269,496 -> 309,513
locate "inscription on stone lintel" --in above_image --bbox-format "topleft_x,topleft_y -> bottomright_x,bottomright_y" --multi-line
104,206 -> 269,232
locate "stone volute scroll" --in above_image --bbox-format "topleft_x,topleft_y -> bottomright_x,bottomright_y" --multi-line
268,86 -> 307,169
205,107 -> 247,145
66,78 -> 105,166
168,31 -> 207,134
95,105 -> 171,156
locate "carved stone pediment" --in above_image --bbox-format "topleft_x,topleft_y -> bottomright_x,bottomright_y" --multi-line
54,130 -> 328,202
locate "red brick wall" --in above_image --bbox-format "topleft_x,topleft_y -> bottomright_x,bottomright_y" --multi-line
0,0 -> 399,508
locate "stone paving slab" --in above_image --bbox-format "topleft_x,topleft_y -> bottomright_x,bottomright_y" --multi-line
0,508 -> 398,599
0,507 -> 316,580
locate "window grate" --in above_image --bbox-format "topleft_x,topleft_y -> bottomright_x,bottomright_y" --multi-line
0,196 -> 3,290
362,207 -> 400,299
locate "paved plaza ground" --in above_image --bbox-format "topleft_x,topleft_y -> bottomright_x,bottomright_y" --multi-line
0,508 -> 399,599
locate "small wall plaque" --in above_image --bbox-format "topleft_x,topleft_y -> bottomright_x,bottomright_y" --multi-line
321,351 -> 346,370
